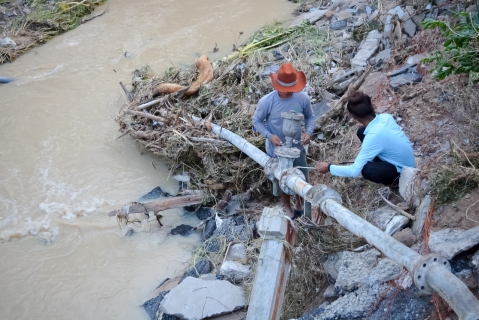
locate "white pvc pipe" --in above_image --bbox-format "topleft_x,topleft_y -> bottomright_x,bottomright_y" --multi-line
191,115 -> 271,167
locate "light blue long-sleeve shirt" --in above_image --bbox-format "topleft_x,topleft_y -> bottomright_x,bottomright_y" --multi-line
252,91 -> 315,157
330,113 -> 415,177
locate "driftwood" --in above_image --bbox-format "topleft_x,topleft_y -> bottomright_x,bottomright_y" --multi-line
108,192 -> 204,216
124,109 -> 170,125
315,66 -> 372,129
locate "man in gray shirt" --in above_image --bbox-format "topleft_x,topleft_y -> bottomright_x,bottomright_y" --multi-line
252,63 -> 315,219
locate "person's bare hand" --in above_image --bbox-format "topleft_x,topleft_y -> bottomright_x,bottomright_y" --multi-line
316,162 -> 329,174
300,133 -> 311,145
270,135 -> 283,146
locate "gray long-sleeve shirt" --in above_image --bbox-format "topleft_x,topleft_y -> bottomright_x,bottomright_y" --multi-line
252,91 -> 315,157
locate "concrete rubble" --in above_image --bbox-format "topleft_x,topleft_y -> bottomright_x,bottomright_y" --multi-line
429,226 -> 479,260
389,64 -> 423,91
351,30 -> 382,68
160,277 -> 246,320
368,206 -> 409,236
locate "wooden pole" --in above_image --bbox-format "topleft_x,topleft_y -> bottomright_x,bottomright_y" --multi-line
108,193 -> 204,216
124,109 -> 170,125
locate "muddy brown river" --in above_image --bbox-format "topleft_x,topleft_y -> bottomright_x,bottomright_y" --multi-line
0,0 -> 293,318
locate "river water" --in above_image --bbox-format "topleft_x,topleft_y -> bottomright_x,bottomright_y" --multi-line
0,0 -> 293,319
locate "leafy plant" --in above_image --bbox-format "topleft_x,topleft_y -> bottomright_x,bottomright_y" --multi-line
422,6 -> 479,79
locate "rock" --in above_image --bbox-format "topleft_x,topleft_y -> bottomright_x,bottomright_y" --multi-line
472,250 -> 479,267
454,268 -> 477,289
385,215 -> 409,236
368,287 -> 434,320
369,206 -> 399,230
0,37 -> 16,48
201,218 -> 216,241
384,6 -> 405,34
170,224 -> 193,236
375,48 -> 391,61
332,68 -> 363,84
402,12 -> 417,37
300,284 -> 388,320
393,228 -> 416,247
160,277 -> 246,319
323,284 -> 338,298
195,207 -> 212,220
321,90 -> 336,101
323,251 -> 345,280
199,273 -> 218,281
139,186 -> 171,202
412,194 -> 431,236
429,226 -> 479,260
331,76 -> 357,94
389,65 -> 423,91
220,260 -> 252,282
290,9 -> 329,28
259,64 -> 279,80
407,54 -> 425,66
142,291 -> 169,320
312,101 -> 330,120
225,243 -> 248,264
330,19 -> 348,30
178,259 -> 212,284
205,237 -> 221,252
212,217 -> 253,243
335,249 -> 381,294
399,166 -> 422,207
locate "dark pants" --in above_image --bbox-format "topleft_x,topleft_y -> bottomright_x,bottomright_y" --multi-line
357,127 -> 400,186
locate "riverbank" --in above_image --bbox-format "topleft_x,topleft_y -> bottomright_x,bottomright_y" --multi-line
0,0 -> 106,64
114,0 -> 479,319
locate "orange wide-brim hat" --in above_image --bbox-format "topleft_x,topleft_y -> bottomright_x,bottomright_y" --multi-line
270,62 -> 307,93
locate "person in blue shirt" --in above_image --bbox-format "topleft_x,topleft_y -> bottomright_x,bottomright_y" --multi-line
253,63 -> 315,219
316,91 -> 415,185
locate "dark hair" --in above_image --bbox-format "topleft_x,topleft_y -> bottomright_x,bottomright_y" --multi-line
347,91 -> 375,119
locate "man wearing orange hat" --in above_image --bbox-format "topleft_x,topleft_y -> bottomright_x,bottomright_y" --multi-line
252,63 -> 315,220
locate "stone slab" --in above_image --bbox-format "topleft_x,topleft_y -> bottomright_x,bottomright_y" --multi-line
412,194 -> 431,236
257,207 -> 287,239
385,215 -> 409,236
429,226 -> 479,260
290,10 -> 329,28
160,277 -> 246,320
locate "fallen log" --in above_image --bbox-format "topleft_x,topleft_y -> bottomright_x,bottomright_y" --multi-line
124,109 -> 170,125
108,192 -> 204,216
315,66 -> 372,129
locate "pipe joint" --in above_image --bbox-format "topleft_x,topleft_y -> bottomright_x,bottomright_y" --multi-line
413,253 -> 451,295
265,157 -> 278,182
306,185 -> 342,209
279,168 -> 305,195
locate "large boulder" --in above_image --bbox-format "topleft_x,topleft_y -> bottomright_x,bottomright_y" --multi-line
160,277 -> 246,319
